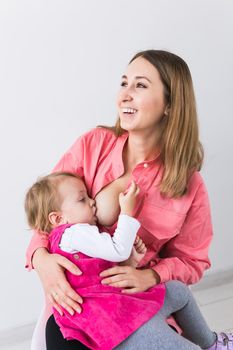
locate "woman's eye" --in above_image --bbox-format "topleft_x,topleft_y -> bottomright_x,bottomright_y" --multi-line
78,198 -> 85,202
136,82 -> 147,88
120,81 -> 127,87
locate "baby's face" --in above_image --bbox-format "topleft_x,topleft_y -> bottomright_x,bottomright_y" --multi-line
58,177 -> 97,225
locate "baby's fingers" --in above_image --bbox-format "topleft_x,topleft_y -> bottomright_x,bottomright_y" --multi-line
128,181 -> 140,196
135,239 -> 147,253
135,185 -> 140,196
127,180 -> 136,194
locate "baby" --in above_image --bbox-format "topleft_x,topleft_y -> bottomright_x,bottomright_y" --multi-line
25,172 -> 165,350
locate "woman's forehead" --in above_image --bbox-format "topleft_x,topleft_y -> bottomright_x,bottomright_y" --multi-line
124,56 -> 160,81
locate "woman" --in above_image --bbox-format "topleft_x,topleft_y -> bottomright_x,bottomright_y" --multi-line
26,50 -> 213,349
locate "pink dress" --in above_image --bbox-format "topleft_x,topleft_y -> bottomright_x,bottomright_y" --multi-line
49,224 -> 166,350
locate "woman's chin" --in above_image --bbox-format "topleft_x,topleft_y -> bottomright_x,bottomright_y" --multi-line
120,119 -> 136,131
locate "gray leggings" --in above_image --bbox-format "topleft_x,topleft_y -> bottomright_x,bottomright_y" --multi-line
115,281 -> 216,350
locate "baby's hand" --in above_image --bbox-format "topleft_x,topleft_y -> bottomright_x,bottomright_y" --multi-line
134,235 -> 147,256
119,181 -> 140,217
120,235 -> 147,268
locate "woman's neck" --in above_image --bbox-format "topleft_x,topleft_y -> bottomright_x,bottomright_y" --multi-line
124,129 -> 161,170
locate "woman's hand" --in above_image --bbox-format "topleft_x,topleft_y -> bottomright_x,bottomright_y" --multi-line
33,248 -> 83,315
99,266 -> 160,294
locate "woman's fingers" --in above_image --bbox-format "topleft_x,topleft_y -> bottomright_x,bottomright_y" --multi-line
99,265 -> 130,278
52,303 -> 64,316
100,267 -> 157,293
54,278 -> 83,307
100,266 -> 134,286
34,251 -> 83,315
47,293 -> 64,316
39,253 -> 84,315
48,290 -> 75,316
101,271 -> 131,285
56,294 -> 82,315
56,254 -> 82,276
105,279 -> 134,289
65,286 -> 83,304
48,285 -> 83,315
121,288 -> 139,294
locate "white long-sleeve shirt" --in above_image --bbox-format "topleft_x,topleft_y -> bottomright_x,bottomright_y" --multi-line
59,214 -> 140,262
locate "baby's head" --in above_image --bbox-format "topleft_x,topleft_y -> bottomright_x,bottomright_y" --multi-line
25,172 -> 97,233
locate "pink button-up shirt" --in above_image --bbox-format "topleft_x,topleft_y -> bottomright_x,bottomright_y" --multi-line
26,127 -> 213,284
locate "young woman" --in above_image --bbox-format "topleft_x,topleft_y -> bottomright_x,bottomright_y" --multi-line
26,50 -> 231,349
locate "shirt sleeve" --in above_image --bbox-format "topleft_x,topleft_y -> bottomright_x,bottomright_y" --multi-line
59,215 -> 140,262
151,182 -> 213,285
25,232 -> 50,270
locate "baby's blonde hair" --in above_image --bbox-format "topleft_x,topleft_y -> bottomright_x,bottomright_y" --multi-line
25,172 -> 81,233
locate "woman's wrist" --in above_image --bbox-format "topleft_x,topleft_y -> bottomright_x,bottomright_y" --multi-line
148,268 -> 161,285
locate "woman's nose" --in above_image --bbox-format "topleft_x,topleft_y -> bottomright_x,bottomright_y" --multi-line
122,89 -> 133,102
119,85 -> 133,102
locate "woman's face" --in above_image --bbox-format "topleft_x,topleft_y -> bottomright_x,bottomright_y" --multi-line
117,56 -> 167,133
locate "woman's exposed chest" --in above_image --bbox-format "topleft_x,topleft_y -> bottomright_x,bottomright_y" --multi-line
94,172 -> 131,227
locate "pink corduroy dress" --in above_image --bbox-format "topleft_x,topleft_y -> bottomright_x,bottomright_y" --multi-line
49,224 -> 166,350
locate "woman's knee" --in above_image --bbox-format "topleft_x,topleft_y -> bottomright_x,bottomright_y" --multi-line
165,280 -> 191,310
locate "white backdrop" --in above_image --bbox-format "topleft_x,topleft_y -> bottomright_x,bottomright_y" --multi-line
0,0 -> 232,332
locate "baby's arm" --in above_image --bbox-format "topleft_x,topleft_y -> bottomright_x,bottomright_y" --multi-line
59,181 -> 140,262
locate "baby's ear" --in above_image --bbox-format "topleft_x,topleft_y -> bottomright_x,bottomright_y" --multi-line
48,211 -> 64,227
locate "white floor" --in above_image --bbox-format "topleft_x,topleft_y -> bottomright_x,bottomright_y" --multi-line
3,282 -> 233,350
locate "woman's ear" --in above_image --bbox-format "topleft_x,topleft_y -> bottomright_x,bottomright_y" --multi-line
48,211 -> 64,227
164,105 -> 170,116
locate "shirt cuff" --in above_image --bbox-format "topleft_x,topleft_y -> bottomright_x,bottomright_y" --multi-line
25,234 -> 50,271
118,214 -> 141,231
151,262 -> 170,283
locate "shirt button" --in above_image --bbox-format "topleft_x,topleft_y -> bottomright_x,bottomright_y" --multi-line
73,253 -> 79,260
143,163 -> 148,168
